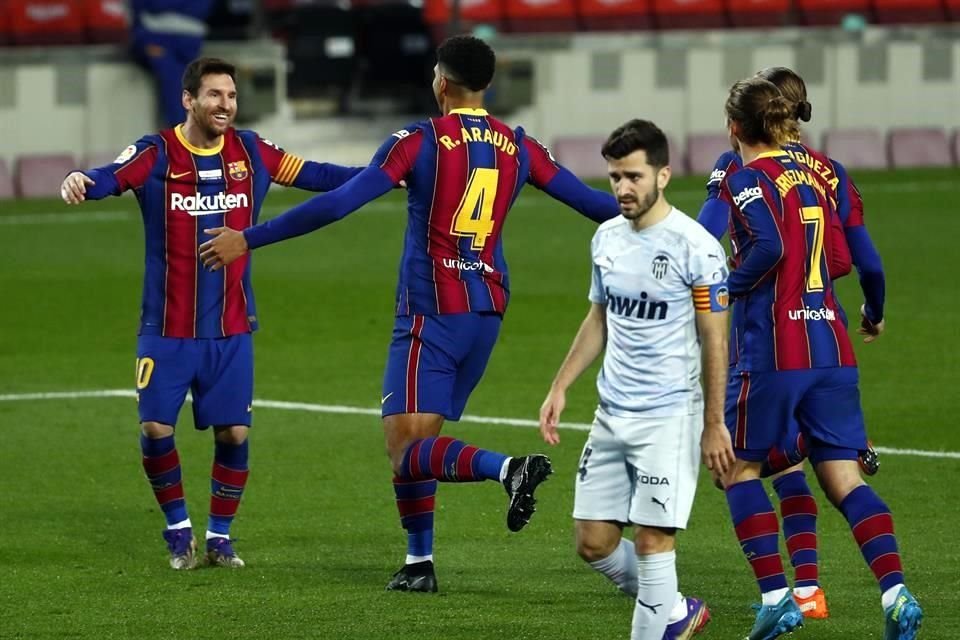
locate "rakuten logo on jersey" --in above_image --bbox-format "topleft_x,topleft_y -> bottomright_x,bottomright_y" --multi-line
788,306 -> 837,321
442,257 -> 494,273
170,192 -> 249,216
733,186 -> 763,207
708,168 -> 726,185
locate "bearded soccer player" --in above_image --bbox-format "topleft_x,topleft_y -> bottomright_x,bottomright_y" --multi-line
60,57 -> 360,570
199,35 -> 620,592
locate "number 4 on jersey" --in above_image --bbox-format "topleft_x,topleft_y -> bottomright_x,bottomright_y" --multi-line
451,168 -> 499,250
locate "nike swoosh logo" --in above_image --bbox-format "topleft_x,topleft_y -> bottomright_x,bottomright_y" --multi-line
170,171 -> 192,179
381,392 -> 394,405
246,404 -> 253,413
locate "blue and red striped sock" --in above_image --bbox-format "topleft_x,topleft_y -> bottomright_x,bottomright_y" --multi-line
840,485 -> 904,593
393,478 -> 436,560
399,436 -> 508,483
726,479 -> 789,596
141,434 -> 188,527
208,440 -> 249,538
774,470 -> 819,589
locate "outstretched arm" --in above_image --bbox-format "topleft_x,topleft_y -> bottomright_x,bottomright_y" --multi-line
61,142 -> 157,203
523,137 -> 619,223
199,166 -> 395,270
252,134 -> 364,192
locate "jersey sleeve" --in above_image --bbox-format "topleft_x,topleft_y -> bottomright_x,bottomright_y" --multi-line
371,126 -> 424,184
724,169 -> 785,298
688,235 -> 730,313
705,151 -> 738,201
832,159 -> 865,228
523,136 -> 562,188
83,138 -> 158,199
588,233 -> 607,304
250,134 -> 363,191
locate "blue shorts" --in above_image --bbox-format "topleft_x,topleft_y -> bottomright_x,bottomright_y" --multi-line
136,334 -> 254,430
726,367 -> 867,464
382,313 -> 501,421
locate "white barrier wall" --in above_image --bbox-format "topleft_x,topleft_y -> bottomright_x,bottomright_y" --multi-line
504,32 -> 960,153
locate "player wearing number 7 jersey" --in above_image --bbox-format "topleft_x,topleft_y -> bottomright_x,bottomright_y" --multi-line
199,35 -> 620,592
718,78 -> 921,640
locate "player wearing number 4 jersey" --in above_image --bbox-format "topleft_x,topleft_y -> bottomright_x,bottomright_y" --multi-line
199,35 -> 620,591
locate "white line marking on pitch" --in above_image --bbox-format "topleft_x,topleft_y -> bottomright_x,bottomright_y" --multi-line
0,389 -> 956,461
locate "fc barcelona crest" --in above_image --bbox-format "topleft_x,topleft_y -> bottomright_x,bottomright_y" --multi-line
228,160 -> 248,181
651,254 -> 669,279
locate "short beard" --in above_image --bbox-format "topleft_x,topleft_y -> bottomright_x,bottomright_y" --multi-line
621,187 -> 660,220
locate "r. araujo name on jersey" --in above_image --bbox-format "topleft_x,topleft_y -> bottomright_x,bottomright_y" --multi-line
589,208 -> 728,417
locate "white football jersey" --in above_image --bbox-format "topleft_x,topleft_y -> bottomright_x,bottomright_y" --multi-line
589,208 -> 729,417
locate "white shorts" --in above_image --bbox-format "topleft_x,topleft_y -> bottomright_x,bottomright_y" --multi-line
572,407 -> 703,529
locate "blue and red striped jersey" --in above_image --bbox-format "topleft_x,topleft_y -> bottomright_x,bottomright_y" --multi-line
720,150 -> 857,372
83,125 -> 353,338
373,108 -> 577,316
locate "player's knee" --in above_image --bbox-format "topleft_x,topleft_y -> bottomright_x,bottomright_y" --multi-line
141,421 -> 174,438
634,527 -> 676,555
575,535 -> 619,563
814,459 -> 863,507
214,425 -> 249,445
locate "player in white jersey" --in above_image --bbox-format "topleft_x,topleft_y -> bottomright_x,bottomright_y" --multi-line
539,120 -> 734,640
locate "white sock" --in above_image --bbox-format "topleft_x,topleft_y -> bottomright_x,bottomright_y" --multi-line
881,583 -> 905,611
406,554 -> 433,565
761,587 -> 790,607
667,592 -> 686,624
631,551 -> 677,640
794,585 -> 819,599
588,538 -> 639,597
166,518 -> 191,531
499,458 -> 512,482
206,531 -> 229,541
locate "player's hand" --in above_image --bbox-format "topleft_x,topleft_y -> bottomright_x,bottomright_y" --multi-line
61,171 -> 94,205
701,419 -> 735,476
857,304 -> 885,343
539,388 -> 566,446
199,227 -> 248,271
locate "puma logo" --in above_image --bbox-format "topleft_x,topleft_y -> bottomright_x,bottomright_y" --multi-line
651,496 -> 670,513
636,598 -> 662,615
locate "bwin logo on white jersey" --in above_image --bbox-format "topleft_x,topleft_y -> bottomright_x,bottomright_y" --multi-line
708,168 -> 726,185
733,186 -> 764,208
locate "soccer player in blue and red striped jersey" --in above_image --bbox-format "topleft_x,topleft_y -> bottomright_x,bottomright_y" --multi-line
717,77 -> 922,640
698,67 -> 887,621
60,57 -> 360,570
200,35 -> 620,592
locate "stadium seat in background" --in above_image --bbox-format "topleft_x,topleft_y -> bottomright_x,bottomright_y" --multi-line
796,0 -> 870,25
504,0 -> 578,33
551,136 -> 608,179
577,0 -> 652,31
727,0 -> 793,27
0,4 -> 10,45
667,136 -> 688,177
871,0 -> 946,24
14,154 -> 76,198
888,128 -> 952,168
953,130 -> 960,165
947,0 -> 960,20
822,129 -> 888,170
9,0 -> 85,45
653,0 -> 727,29
686,133 -> 733,175
0,160 -> 15,200
352,1 -> 434,109
422,0 -> 505,43
269,1 -> 358,102
82,0 -> 127,44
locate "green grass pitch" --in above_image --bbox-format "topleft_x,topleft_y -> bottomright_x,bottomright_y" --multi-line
0,169 -> 957,639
